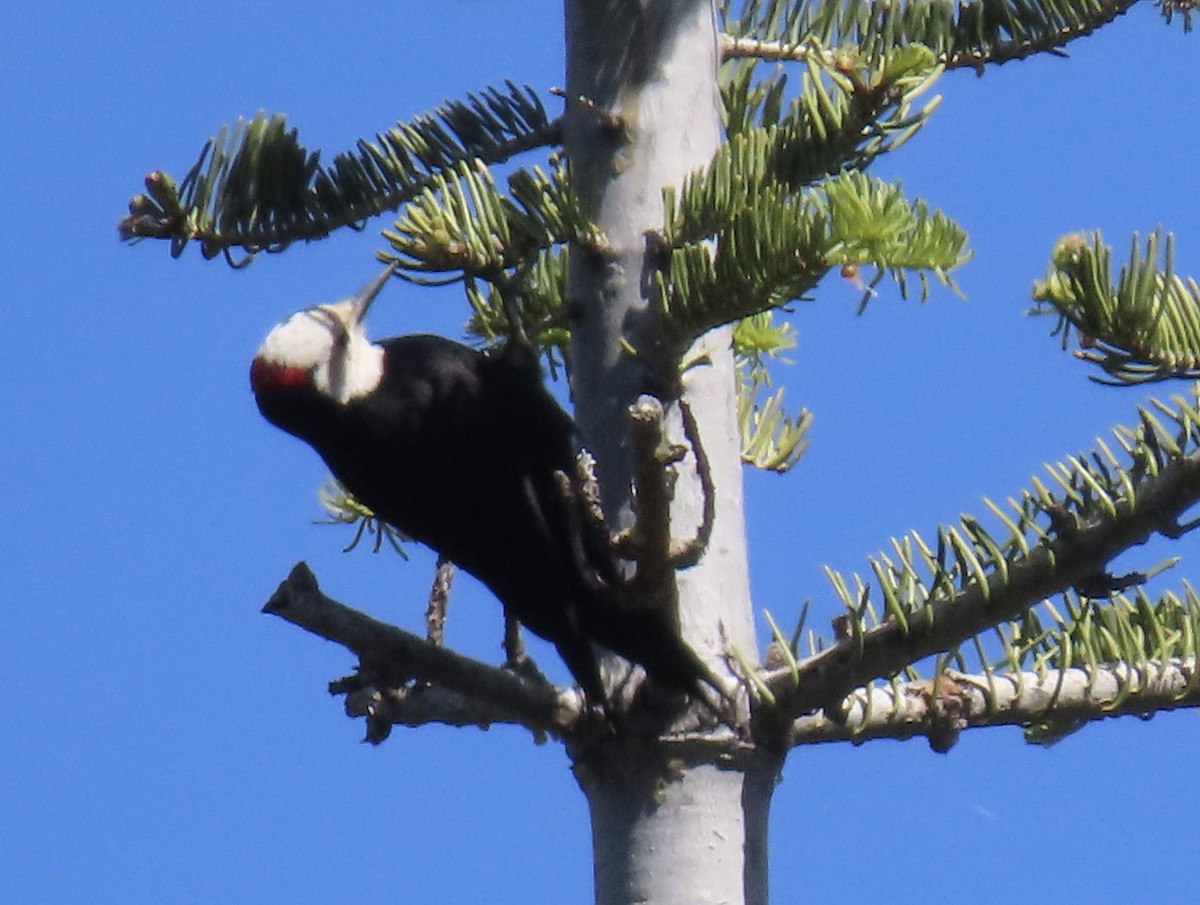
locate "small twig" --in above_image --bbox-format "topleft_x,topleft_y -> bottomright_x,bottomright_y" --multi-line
503,613 -> 526,668
718,34 -> 815,64
425,557 -> 456,646
1163,515 -> 1200,539
573,450 -> 622,573
669,398 -> 715,568
548,86 -> 628,135
347,682 -> 551,746
553,468 -> 621,594
491,268 -> 532,350
1075,569 -> 1150,598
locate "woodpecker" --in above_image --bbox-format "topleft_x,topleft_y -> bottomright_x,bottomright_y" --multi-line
250,265 -> 715,708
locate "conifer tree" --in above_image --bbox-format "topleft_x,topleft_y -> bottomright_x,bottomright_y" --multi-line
122,1 -> 1198,902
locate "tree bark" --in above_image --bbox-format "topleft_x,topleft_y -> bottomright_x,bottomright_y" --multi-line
564,1 -> 773,902
579,748 -> 776,905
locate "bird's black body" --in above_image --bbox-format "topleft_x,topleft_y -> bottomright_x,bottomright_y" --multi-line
252,318 -> 712,706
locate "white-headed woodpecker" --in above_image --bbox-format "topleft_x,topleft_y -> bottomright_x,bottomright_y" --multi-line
250,266 -> 716,708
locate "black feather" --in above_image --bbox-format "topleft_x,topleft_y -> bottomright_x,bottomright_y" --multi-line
254,333 -> 713,705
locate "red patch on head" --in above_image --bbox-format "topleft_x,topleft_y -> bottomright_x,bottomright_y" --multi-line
250,357 -> 313,395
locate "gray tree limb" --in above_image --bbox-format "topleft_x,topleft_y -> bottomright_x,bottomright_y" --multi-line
262,562 -> 583,738
766,445 -> 1200,726
793,659 -> 1200,749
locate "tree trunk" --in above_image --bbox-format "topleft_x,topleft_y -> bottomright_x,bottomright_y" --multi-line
582,750 -> 777,905
564,2 -> 774,902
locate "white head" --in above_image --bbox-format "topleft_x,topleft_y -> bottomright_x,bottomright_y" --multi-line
253,264 -> 395,404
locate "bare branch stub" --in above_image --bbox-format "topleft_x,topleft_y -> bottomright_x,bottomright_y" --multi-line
620,395 -> 677,592
504,613 -> 527,668
553,467 -> 621,596
426,557 -> 456,646
263,561 -> 583,737
1044,498 -> 1154,598
572,450 -> 621,571
616,395 -> 717,575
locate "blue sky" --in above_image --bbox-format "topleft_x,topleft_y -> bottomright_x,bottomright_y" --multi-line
2,2 -> 1197,903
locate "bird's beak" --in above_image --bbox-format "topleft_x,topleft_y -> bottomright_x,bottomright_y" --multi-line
351,262 -> 399,324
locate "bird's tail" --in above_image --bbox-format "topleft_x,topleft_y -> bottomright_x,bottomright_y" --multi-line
585,600 -> 729,704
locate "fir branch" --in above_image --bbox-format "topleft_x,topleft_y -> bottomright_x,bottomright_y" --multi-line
655,168 -> 968,347
720,0 -> 1140,73
1032,229 -> 1200,384
733,309 -> 798,371
789,659 -> 1200,748
1026,582 -> 1197,676
720,42 -> 943,185
380,159 -> 599,282
738,384 -> 812,472
733,312 -> 811,472
118,83 -> 559,264
763,388 -> 1200,725
465,248 -> 572,364
377,158 -> 600,366
819,170 -> 968,306
655,179 -> 826,343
